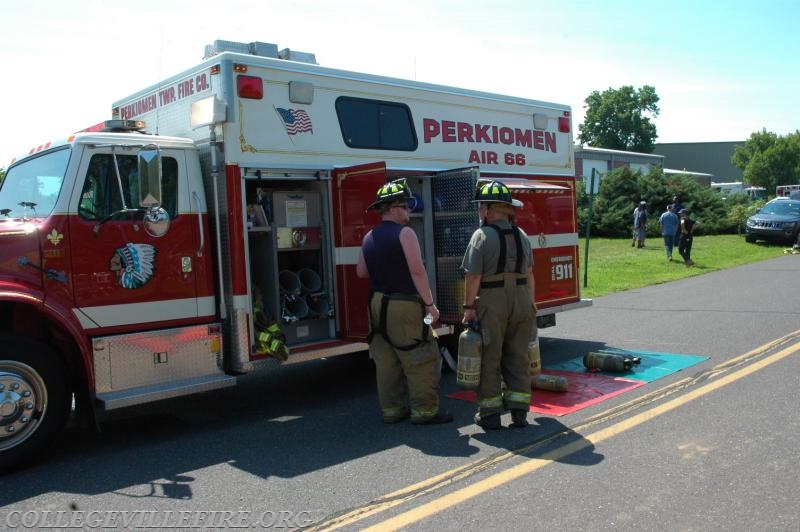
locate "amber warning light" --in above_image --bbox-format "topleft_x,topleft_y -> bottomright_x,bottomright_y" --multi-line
77,120 -> 146,133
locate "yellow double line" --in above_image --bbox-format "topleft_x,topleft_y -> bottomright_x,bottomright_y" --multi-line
312,332 -> 800,531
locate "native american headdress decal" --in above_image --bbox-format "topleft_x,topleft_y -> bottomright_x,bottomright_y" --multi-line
110,243 -> 157,289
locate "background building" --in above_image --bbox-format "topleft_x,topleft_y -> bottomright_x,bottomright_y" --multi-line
574,146 -> 664,193
652,141 -> 744,183
574,142 -> 746,191
663,168 -> 714,187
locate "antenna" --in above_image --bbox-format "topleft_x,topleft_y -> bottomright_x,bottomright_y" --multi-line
154,25 -> 165,135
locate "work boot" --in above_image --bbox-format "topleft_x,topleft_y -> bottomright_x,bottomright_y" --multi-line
510,409 -> 529,428
383,410 -> 410,424
474,412 -> 502,430
411,411 -> 453,425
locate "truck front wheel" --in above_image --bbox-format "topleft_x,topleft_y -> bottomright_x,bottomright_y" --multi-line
0,335 -> 71,472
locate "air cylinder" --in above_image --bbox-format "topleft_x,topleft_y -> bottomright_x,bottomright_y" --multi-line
456,322 -> 482,389
532,374 -> 568,392
583,352 -> 641,372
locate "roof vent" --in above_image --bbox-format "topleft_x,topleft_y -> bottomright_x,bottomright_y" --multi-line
203,40 -> 317,64
278,48 -> 318,65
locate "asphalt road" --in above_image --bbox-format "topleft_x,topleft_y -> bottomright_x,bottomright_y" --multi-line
2,254 -> 798,531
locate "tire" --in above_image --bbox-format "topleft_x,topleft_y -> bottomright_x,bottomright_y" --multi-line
0,335 -> 71,473
745,233 -> 756,243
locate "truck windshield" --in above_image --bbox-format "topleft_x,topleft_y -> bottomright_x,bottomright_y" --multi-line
0,148 -> 71,218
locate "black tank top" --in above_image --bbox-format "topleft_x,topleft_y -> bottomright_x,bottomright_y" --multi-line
363,221 -> 416,294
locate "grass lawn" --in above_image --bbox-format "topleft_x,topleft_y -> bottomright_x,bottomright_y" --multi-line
578,234 -> 793,299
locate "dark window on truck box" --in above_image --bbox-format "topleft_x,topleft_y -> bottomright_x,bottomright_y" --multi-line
335,97 -> 418,150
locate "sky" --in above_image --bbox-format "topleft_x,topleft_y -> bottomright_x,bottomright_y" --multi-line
1,0 -> 798,167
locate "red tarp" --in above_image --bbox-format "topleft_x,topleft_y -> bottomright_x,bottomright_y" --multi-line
448,370 -> 646,416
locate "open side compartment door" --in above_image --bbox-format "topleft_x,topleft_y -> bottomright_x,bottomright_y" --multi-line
430,167 -> 479,324
332,162 -> 387,339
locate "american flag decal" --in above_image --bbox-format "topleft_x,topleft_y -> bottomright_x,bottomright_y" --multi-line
276,108 -> 313,135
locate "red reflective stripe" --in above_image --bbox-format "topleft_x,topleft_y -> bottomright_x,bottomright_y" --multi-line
227,164 -> 248,296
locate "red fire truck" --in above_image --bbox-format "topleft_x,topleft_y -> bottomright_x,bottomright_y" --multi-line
0,39 -> 590,469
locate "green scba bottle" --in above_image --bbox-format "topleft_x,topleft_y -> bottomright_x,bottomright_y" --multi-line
583,352 -> 641,372
456,321 -> 482,389
532,374 -> 569,392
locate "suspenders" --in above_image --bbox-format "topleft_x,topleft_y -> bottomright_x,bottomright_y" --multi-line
486,223 -> 524,274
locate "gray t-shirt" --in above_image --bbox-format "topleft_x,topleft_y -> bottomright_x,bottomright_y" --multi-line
461,220 -> 532,276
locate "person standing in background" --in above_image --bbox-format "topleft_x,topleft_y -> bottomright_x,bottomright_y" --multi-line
678,208 -> 697,266
672,195 -> 685,245
632,200 -> 649,248
659,204 -> 679,261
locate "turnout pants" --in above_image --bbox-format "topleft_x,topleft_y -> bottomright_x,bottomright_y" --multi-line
368,293 -> 442,422
474,275 -> 535,417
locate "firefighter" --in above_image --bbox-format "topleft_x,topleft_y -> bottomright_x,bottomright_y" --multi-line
356,179 -> 453,425
461,181 -> 537,430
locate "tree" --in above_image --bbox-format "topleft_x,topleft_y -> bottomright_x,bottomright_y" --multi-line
0,167 -> 5,186
727,197 -> 765,235
578,166 -> 728,237
578,85 -> 660,153
731,129 -> 800,193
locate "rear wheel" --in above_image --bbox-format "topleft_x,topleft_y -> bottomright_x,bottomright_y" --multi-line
0,335 -> 70,472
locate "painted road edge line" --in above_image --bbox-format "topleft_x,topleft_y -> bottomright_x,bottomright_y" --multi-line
363,338 -> 800,531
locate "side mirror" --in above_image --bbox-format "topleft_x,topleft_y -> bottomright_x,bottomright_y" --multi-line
143,207 -> 171,237
138,145 -> 162,209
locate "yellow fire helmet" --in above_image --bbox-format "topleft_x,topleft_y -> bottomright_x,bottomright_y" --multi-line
366,178 -> 414,211
473,180 -> 523,207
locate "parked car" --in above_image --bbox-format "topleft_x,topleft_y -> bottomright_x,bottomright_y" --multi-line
745,198 -> 800,244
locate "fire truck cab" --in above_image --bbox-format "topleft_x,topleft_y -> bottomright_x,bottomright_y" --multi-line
0,39 -> 590,470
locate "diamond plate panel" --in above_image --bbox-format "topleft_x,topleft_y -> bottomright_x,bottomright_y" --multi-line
93,324 -> 224,393
432,167 -> 479,323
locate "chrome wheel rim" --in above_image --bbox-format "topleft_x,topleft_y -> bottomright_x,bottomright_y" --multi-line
0,362 -> 47,451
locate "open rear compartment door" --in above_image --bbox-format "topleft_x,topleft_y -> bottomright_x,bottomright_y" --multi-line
430,167 -> 480,324
332,162 -> 387,340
